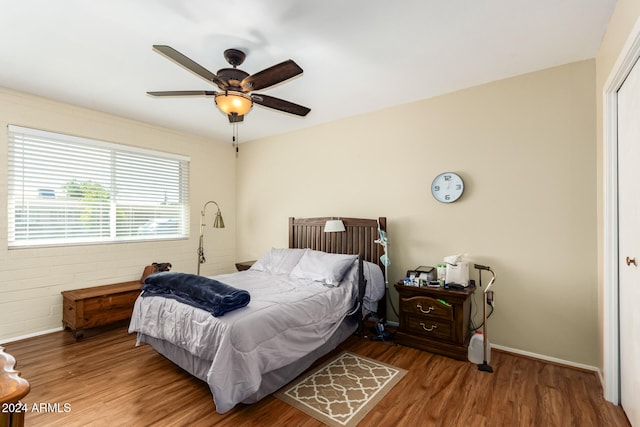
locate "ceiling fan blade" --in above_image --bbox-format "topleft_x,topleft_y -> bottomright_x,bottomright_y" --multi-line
147,90 -> 217,97
152,45 -> 228,89
251,94 -> 310,116
228,113 -> 244,123
241,60 -> 303,92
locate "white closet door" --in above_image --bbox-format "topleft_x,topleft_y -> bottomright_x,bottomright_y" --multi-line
618,55 -> 640,427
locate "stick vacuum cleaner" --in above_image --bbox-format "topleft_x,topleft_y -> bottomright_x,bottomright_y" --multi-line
474,264 -> 496,373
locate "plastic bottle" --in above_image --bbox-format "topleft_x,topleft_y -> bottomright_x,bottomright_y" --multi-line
437,264 -> 447,286
468,331 -> 490,364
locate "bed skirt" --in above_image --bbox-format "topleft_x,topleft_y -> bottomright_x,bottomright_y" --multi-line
137,315 -> 358,411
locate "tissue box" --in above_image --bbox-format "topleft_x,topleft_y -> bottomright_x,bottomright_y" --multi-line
445,262 -> 469,286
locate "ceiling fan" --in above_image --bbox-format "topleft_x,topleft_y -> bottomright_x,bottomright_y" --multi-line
147,45 -> 311,123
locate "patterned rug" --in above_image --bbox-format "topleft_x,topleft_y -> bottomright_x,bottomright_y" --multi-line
274,351 -> 407,427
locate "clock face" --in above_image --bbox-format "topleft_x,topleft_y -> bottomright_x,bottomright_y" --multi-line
431,172 -> 464,203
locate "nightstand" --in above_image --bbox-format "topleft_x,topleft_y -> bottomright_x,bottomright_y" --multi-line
394,282 -> 475,360
235,260 -> 256,271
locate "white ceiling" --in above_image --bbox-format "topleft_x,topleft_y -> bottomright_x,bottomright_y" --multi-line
0,0 -> 616,143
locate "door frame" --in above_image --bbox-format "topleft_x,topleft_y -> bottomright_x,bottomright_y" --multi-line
603,16 -> 640,404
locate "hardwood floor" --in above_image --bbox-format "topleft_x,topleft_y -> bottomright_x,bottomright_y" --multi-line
2,324 -> 630,426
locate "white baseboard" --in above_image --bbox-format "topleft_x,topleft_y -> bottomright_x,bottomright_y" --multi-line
491,343 -> 599,373
597,368 -> 605,390
0,327 -> 64,345
386,321 -> 598,373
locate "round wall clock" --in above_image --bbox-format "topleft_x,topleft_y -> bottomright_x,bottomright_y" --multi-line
431,172 -> 464,203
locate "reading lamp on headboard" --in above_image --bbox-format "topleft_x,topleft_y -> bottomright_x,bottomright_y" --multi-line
324,219 -> 346,233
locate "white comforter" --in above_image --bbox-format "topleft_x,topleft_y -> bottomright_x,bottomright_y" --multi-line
129,269 -> 366,413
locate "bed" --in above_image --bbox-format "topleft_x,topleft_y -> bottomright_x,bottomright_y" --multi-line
128,216 -> 387,414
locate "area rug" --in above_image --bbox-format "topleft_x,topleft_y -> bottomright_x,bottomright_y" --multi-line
274,351 -> 407,427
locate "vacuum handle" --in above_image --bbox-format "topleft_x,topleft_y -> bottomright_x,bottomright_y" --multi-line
484,270 -> 496,293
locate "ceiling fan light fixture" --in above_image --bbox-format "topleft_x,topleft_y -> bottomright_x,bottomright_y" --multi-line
215,91 -> 252,116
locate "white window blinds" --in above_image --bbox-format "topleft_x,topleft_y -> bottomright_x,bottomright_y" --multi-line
7,125 -> 190,247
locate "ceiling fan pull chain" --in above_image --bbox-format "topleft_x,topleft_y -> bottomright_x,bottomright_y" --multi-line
233,124 -> 239,157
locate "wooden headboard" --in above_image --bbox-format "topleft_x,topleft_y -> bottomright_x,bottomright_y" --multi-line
288,217 -> 387,272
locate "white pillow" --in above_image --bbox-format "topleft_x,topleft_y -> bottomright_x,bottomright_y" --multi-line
249,248 -> 307,274
290,250 -> 357,285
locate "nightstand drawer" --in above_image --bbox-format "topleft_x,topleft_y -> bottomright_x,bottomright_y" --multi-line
400,296 -> 453,320
406,315 -> 453,341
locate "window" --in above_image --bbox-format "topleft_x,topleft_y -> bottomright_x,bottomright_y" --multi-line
7,125 -> 190,247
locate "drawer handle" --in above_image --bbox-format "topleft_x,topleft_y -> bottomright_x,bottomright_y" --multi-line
416,303 -> 435,314
420,322 -> 437,332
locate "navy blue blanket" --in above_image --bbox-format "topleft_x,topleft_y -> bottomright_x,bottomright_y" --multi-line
141,272 -> 250,317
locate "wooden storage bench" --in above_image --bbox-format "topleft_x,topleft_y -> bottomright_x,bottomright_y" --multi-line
61,281 -> 142,339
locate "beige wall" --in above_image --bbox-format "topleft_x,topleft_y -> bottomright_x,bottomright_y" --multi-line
237,60 -> 598,366
0,88 -> 236,342
595,0 -> 640,389
0,57 -> 603,367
